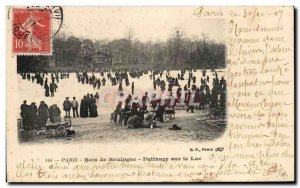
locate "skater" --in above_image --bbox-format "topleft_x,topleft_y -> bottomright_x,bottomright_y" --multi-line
63,97 -> 71,117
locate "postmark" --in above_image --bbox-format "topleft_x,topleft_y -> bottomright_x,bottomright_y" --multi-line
12,8 -> 51,55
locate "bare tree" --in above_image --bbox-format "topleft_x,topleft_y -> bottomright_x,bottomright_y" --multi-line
124,27 -> 135,42
168,27 -> 185,65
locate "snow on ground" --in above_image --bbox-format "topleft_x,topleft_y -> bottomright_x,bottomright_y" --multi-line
17,69 -> 224,122
19,116 -> 226,144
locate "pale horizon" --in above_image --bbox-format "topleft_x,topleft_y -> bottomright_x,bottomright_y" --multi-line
60,7 -> 225,43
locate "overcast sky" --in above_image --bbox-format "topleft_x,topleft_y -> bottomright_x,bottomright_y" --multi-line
60,7 -> 225,43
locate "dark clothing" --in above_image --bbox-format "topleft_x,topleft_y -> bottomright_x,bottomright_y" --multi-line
49,105 -> 61,123
44,84 -> 50,97
127,115 -> 143,129
72,107 -> 79,118
28,104 -> 37,129
20,104 -> 30,130
156,105 -> 165,122
38,103 -> 49,128
131,83 -> 134,94
80,99 -> 89,118
50,83 -> 55,96
142,95 -> 149,111
63,99 -> 71,116
89,103 -> 98,117
131,102 -> 139,115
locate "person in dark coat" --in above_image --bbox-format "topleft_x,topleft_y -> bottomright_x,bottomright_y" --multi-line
51,75 -> 55,83
220,90 -> 226,108
80,96 -> 89,118
86,94 -> 91,116
28,102 -> 37,129
186,90 -> 194,113
124,95 -> 132,112
199,91 -> 206,110
63,97 -> 71,117
50,82 -> 55,97
90,94 -> 96,104
156,104 -> 165,122
56,74 -> 59,83
102,77 -> 106,86
89,102 -> 98,117
44,83 -> 50,97
27,73 -> 30,81
97,79 -> 101,89
131,99 -> 139,115
37,101 -> 49,128
40,77 -> 44,86
20,100 -> 30,130
44,78 -> 48,87
141,92 -> 149,112
49,104 -> 61,123
153,80 -> 156,90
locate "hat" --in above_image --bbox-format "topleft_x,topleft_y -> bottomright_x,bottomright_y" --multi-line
23,100 -> 27,103
66,97 -> 69,99
168,124 -> 181,130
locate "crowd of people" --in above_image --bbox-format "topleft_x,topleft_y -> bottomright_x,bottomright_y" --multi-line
19,95 -> 91,130
111,69 -> 226,126
20,100 -> 56,130
20,72 -> 70,97
76,70 -> 137,96
79,94 -> 99,118
19,69 -> 226,130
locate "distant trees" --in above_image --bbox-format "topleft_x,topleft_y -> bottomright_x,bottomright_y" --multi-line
18,28 -> 226,71
106,28 -> 225,69
52,36 -> 96,67
65,36 -> 81,66
188,34 -> 225,68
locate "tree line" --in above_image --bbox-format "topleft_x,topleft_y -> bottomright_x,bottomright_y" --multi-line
17,29 -> 226,72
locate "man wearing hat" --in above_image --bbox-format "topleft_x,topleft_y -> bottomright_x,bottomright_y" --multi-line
63,97 -> 71,117
20,100 -> 30,130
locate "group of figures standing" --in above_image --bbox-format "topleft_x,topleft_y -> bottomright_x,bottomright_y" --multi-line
20,72 -> 70,97
111,69 -> 227,126
19,68 -> 227,130
20,100 -> 60,130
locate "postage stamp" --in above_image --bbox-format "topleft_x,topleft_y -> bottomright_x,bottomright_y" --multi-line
12,8 -> 51,55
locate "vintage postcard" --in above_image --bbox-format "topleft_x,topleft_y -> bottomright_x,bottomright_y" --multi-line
6,6 -> 294,182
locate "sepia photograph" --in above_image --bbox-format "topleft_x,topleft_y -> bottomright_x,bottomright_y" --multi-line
16,7 -> 227,144
6,5 -> 294,183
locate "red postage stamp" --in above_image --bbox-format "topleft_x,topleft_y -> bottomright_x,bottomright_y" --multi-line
12,8 -> 51,55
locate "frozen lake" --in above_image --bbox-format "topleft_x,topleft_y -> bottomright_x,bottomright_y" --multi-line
18,69 -> 225,120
